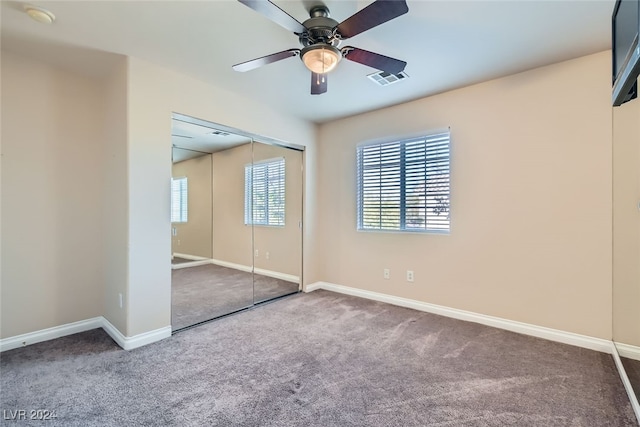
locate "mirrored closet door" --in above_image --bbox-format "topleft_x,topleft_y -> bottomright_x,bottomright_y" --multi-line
170,113 -> 302,331
251,141 -> 303,303
612,86 -> 640,415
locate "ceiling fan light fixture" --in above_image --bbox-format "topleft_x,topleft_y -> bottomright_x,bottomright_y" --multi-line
24,5 -> 55,24
301,45 -> 341,74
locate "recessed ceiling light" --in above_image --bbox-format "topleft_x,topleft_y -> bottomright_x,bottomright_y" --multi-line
24,5 -> 55,24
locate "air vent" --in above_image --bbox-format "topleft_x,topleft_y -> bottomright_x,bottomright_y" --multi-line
209,130 -> 230,136
367,70 -> 409,86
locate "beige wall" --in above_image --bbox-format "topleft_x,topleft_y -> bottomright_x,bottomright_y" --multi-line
316,51 -> 613,339
613,85 -> 640,347
1,50 -> 106,338
172,154 -> 213,258
102,55 -> 129,334
212,143 -> 253,267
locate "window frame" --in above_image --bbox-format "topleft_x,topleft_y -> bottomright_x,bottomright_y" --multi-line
356,131 -> 451,234
244,157 -> 286,227
171,176 -> 188,223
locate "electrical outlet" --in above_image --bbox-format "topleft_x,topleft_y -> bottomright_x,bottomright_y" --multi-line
383,268 -> 390,279
266,251 -> 270,260
118,293 -> 123,309
255,249 -> 259,257
406,270 -> 414,282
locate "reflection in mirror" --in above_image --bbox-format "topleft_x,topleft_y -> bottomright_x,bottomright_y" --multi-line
251,141 -> 303,302
171,115 -> 254,330
612,88 -> 640,415
172,147 -> 212,264
170,114 -> 304,332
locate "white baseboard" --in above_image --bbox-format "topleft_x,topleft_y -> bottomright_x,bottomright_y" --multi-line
101,319 -> 171,351
172,253 -> 212,270
612,343 -> 640,423
210,258 -> 253,273
210,259 -> 299,283
172,260 -> 212,270
173,253 -> 209,261
1,318 -> 171,352
254,267 -> 299,284
615,342 -> 640,362
0,317 -> 103,352
304,282 -> 323,292
305,281 -> 613,354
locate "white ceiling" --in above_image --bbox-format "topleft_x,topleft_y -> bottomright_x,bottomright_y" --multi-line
1,0 -> 615,124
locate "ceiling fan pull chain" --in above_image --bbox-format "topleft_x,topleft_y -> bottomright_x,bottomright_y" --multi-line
323,48 -> 326,74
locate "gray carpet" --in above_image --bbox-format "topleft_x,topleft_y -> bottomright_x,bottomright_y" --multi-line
1,290 -> 637,426
171,263 -> 299,330
171,256 -> 194,265
622,357 -> 640,403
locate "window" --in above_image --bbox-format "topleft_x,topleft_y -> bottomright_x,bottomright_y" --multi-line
245,158 -> 285,226
357,132 -> 450,233
171,177 -> 188,223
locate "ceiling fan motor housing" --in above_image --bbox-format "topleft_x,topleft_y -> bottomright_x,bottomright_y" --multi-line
299,5 -> 340,47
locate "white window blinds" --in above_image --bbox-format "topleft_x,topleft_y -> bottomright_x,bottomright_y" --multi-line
171,177 -> 188,223
357,132 -> 450,233
245,158 -> 285,226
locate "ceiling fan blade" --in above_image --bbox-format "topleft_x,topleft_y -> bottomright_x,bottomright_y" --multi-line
238,0 -> 306,34
336,0 -> 409,39
343,47 -> 406,74
233,49 -> 300,72
311,72 -> 328,95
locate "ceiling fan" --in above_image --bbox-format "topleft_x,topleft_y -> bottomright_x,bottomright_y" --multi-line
232,0 -> 409,95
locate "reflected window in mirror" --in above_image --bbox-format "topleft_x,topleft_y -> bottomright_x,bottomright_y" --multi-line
171,176 -> 188,223
244,158 -> 285,226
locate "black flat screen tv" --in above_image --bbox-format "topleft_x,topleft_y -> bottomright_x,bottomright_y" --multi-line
613,0 -> 640,106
